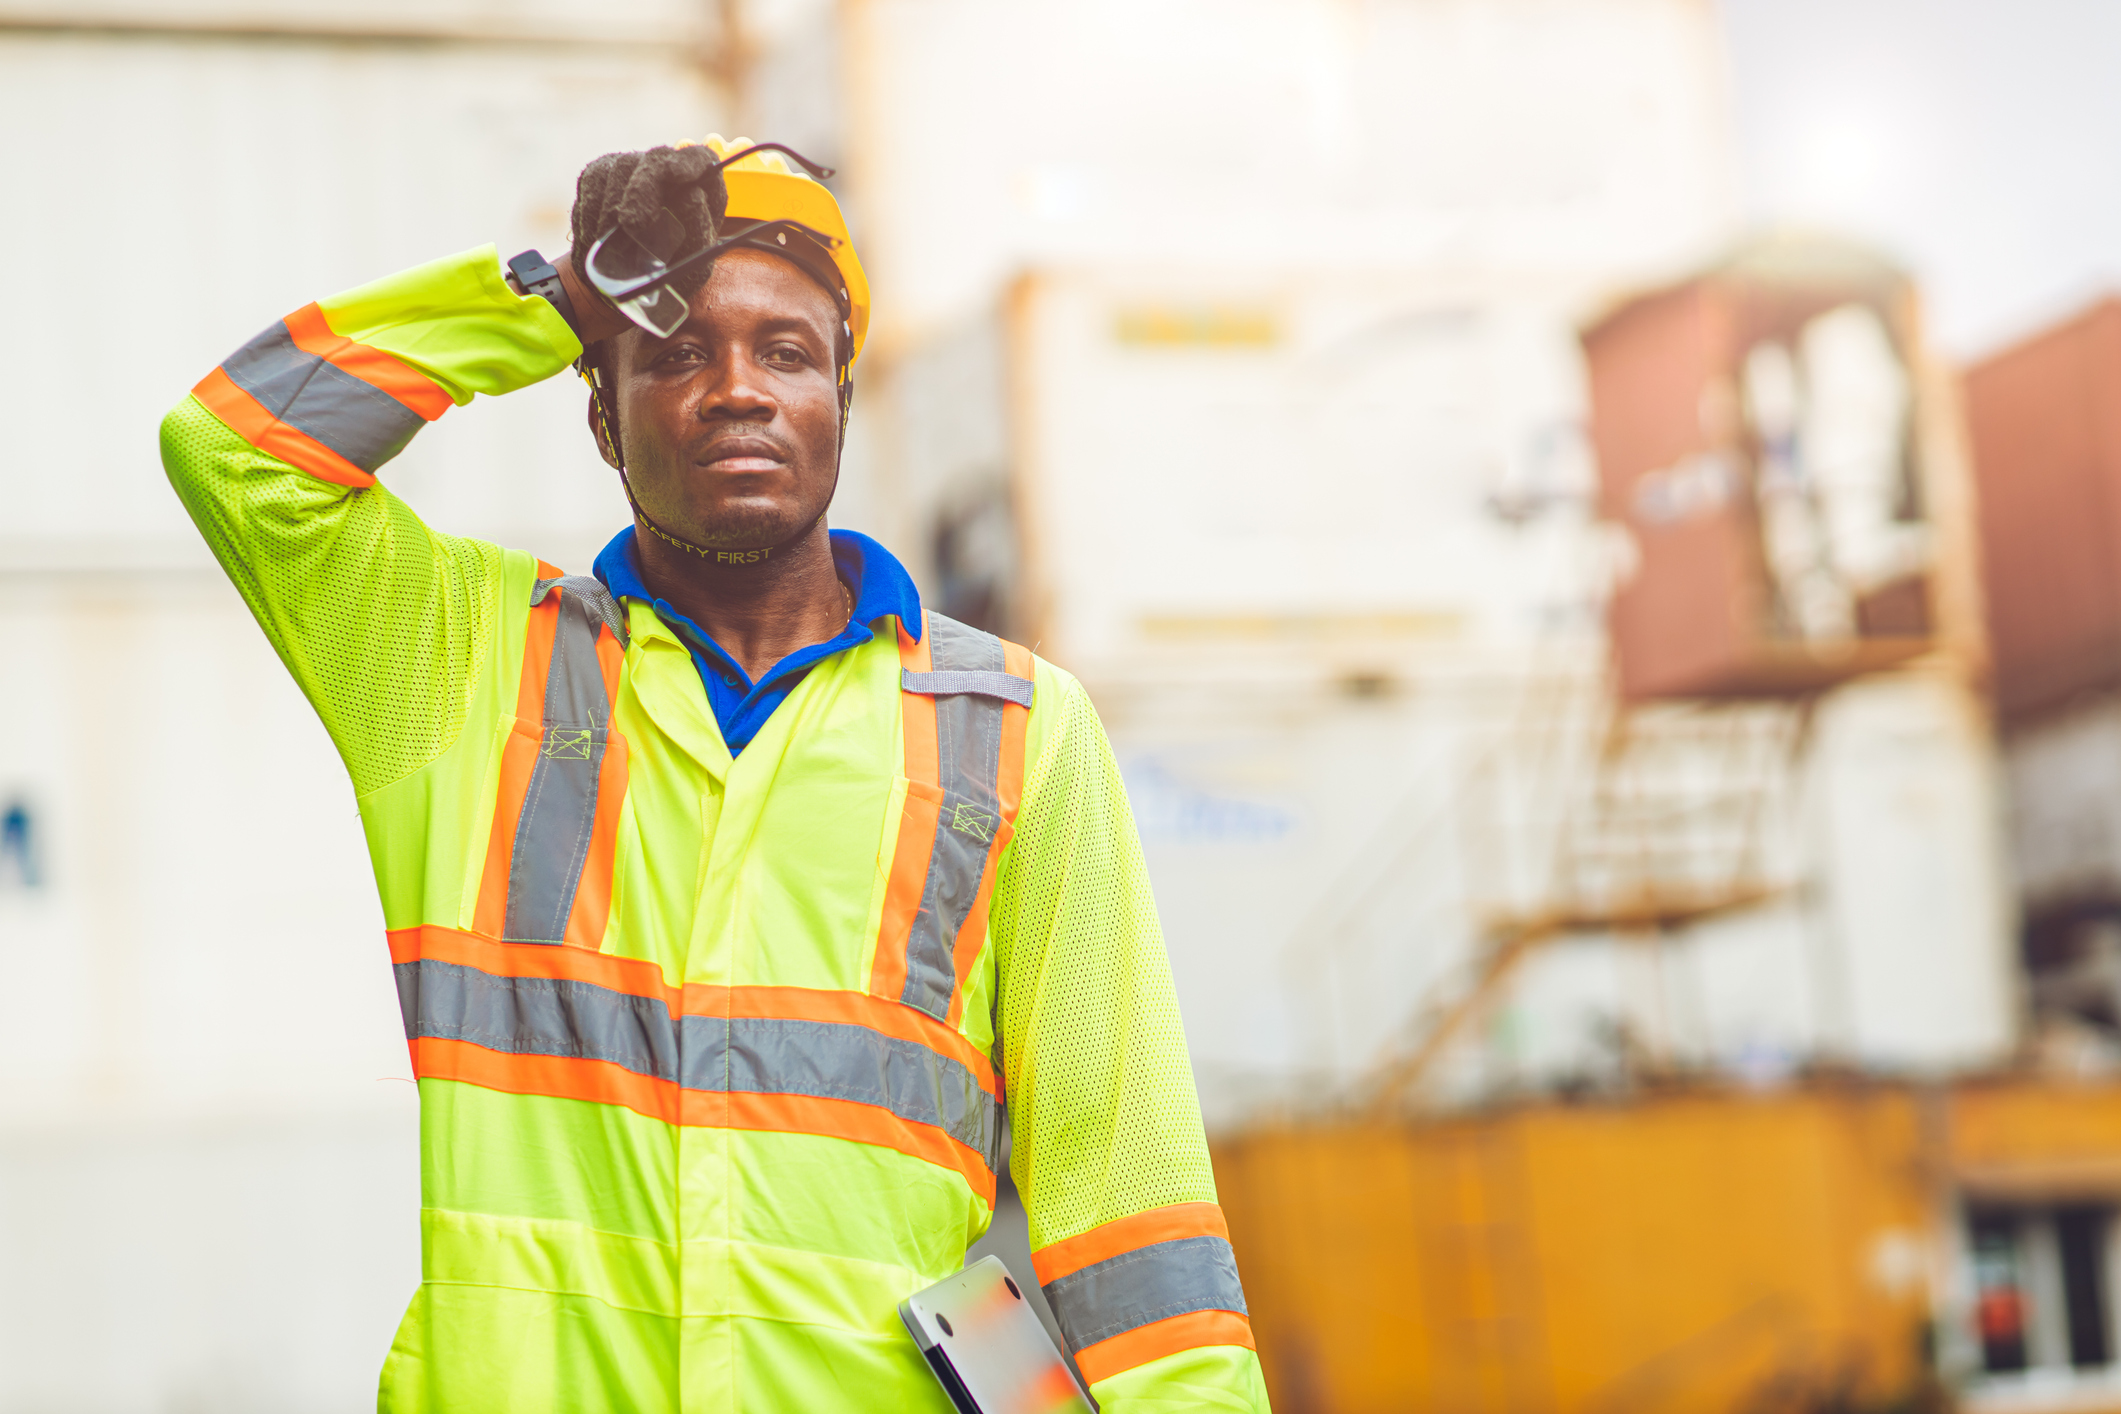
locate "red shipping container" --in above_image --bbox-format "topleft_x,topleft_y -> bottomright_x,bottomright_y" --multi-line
1584,245 -> 1934,700
1965,299 -> 2121,724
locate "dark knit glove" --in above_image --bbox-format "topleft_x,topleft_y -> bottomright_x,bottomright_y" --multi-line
569,145 -> 729,298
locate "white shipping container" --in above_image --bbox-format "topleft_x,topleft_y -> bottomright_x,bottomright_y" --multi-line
999,266 -> 1610,673
845,0 -> 1737,346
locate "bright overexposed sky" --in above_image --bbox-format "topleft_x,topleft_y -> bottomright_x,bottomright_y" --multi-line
1720,0 -> 2121,356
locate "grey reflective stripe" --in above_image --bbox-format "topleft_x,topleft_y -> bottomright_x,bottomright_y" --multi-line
394,958 -> 1000,1159
532,575 -> 631,650
220,320 -> 423,472
900,613 -> 1009,1020
692,1014 -> 996,1155
1041,1235 -> 1249,1353
901,669 -> 1035,708
396,958 -> 677,1076
505,582 -> 617,944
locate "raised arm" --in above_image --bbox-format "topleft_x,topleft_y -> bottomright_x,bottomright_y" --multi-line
160,246 -> 596,795
993,671 -> 1274,1412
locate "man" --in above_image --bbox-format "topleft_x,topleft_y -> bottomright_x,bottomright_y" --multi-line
161,138 -> 1270,1412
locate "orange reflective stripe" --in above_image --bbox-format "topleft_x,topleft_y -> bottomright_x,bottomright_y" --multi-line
871,617 -> 938,1000
474,571 -> 575,940
1072,1309 -> 1256,1386
282,303 -> 454,421
412,1035 -> 678,1124
942,859 -> 1000,1030
717,1092 -> 995,1206
190,369 -> 377,488
390,925 -> 671,997
387,925 -> 997,1092
471,721 -> 543,940
515,583 -> 561,721
1032,1202 -> 1231,1285
472,590 -> 561,939
872,782 -> 940,999
898,615 -> 939,781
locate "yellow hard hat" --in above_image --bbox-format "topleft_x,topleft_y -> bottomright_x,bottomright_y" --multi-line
696,135 -> 871,369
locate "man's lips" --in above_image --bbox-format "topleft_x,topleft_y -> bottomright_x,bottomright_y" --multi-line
694,436 -> 789,472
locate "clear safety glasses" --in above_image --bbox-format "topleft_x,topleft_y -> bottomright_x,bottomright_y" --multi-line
583,143 -> 843,339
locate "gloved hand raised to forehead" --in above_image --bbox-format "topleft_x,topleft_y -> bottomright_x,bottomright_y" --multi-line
569,144 -> 729,297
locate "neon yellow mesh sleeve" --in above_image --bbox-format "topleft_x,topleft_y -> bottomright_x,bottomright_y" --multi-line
997,677 -> 1218,1239
160,246 -> 578,796
993,676 -> 1270,1410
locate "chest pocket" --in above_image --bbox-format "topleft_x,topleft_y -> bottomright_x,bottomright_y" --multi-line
870,611 -> 1036,1025
473,573 -> 632,947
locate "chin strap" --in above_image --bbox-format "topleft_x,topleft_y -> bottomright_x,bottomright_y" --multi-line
618,464 -> 827,566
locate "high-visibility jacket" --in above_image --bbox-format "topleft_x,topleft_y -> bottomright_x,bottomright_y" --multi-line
160,246 -> 1272,1413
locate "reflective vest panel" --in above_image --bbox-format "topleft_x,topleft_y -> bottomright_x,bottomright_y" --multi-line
392,581 -> 1031,1203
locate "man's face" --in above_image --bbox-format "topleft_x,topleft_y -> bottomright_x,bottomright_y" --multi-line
600,248 -> 842,551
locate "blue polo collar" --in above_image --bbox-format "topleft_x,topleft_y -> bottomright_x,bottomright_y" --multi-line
591,525 -> 924,753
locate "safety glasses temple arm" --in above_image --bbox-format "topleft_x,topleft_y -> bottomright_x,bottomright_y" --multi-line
584,220 -> 844,302
710,142 -> 836,180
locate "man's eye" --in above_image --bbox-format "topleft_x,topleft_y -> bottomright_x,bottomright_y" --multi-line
765,344 -> 812,367
657,345 -> 706,366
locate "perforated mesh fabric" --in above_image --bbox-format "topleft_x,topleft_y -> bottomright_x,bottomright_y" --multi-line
992,676 -> 1219,1252
163,397 -> 502,796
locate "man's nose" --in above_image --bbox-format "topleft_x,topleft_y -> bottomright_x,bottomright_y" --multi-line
700,353 -> 775,417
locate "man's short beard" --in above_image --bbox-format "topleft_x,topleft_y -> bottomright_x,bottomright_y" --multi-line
686,501 -> 822,550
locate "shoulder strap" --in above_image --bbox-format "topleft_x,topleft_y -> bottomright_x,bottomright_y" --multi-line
901,667 -> 1034,707
532,574 -> 631,651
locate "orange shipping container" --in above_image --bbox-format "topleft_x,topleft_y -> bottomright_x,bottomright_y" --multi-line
1215,1079 -> 2121,1414
1216,1088 -> 1934,1414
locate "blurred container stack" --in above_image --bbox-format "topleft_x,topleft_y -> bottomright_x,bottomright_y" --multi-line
849,3 -> 2097,1411
1219,243 -> 2036,1414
